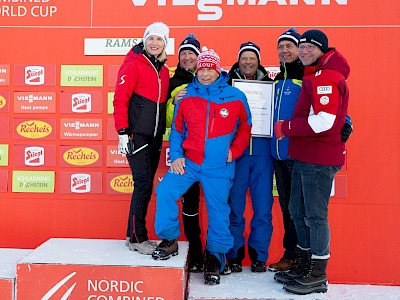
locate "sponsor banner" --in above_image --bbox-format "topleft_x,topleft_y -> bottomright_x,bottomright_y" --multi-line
60,65 -> 103,87
107,118 -> 118,141
0,117 -> 9,139
0,170 -> 8,192
59,172 -> 102,194
16,264 -> 185,299
107,65 -> 119,87
106,145 -> 129,167
14,91 -> 56,113
106,173 -> 133,194
13,145 -> 56,167
0,64 -> 10,86
0,0 -> 91,27
14,65 -> 56,86
60,118 -> 102,141
60,145 -> 102,167
0,90 -> 10,112
0,144 -> 9,166
60,91 -> 103,114
265,66 -> 281,80
12,170 -> 55,193
84,37 -> 175,56
107,92 -> 114,114
14,118 -> 56,140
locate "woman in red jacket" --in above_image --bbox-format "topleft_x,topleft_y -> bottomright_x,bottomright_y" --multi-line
113,22 -> 170,256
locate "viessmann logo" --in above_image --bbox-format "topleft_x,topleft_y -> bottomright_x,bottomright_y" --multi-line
63,147 -> 99,166
110,175 -> 134,193
16,120 -> 52,139
130,0 -> 348,20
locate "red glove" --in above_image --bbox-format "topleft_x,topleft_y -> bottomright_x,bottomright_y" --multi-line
274,121 -> 285,140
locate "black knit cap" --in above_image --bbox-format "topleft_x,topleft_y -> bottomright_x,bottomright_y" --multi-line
178,33 -> 201,56
238,41 -> 261,64
277,27 -> 301,46
299,29 -> 329,53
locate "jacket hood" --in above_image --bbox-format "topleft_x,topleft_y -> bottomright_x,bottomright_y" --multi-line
305,48 -> 350,80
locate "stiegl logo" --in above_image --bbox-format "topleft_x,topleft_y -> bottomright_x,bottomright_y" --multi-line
25,66 -> 45,85
72,93 -> 92,113
71,173 -> 91,193
24,146 -> 45,166
130,0 -> 347,20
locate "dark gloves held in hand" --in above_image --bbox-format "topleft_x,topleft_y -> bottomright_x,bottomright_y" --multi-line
341,123 -> 353,143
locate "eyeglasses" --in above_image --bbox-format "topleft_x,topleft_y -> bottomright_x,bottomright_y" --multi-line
298,45 -> 316,52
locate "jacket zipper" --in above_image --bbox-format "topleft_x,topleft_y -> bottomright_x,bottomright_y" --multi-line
276,63 -> 287,160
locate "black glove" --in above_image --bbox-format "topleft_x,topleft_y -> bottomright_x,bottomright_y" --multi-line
341,123 -> 353,143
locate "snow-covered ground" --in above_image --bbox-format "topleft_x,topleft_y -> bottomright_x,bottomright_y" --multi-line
188,267 -> 400,300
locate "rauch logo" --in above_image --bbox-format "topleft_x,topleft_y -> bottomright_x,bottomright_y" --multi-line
16,120 -> 52,139
110,175 -> 134,193
63,147 -> 99,166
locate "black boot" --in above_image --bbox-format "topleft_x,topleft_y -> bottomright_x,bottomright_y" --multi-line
204,251 -> 221,285
283,259 -> 328,295
274,248 -> 311,284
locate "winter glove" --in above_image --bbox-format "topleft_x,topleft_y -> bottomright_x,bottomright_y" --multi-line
274,121 -> 285,140
341,123 -> 353,143
118,128 -> 130,155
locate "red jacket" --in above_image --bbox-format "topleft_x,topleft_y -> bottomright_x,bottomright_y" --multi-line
281,49 -> 350,166
113,43 -> 170,137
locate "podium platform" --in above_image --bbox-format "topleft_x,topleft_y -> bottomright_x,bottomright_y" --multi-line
0,249 -> 32,300
16,238 -> 189,300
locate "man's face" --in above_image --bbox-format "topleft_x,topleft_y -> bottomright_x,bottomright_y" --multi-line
179,50 -> 198,72
197,68 -> 219,85
238,51 -> 258,79
144,35 -> 165,57
278,40 -> 299,64
298,43 -> 324,66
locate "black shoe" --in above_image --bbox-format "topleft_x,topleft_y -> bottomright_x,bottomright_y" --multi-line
152,239 -> 178,260
283,280 -> 328,295
204,251 -> 221,285
251,260 -> 266,272
188,261 -> 204,273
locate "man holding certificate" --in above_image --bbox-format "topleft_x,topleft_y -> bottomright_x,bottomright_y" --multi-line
224,42 -> 275,274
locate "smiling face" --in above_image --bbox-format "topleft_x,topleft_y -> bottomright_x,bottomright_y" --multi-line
278,40 -> 299,64
238,51 -> 258,79
298,43 -> 324,66
179,49 -> 198,72
144,35 -> 165,57
197,68 -> 219,85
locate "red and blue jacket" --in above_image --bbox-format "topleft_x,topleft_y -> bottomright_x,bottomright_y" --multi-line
170,71 -> 252,177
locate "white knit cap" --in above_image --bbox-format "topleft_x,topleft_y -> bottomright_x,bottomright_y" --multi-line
143,22 -> 169,46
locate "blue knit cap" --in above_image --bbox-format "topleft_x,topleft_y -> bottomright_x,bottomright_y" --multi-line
278,28 -> 301,46
299,29 -> 329,53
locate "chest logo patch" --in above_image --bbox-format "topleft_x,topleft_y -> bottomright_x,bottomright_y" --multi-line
220,108 -> 229,118
320,95 -> 330,105
317,86 -> 332,95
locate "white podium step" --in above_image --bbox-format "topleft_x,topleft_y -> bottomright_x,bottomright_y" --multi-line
0,249 -> 32,300
16,238 -> 189,300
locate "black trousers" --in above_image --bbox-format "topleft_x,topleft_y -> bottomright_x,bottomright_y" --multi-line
126,134 -> 163,243
273,159 -> 298,259
181,182 -> 203,264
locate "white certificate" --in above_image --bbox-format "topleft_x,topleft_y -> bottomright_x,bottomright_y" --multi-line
232,79 -> 275,137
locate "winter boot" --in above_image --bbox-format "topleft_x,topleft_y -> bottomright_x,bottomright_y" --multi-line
129,240 -> 158,255
294,258 -> 328,285
274,248 -> 311,284
204,251 -> 221,285
268,256 -> 295,272
152,239 -> 178,260
251,260 -> 267,272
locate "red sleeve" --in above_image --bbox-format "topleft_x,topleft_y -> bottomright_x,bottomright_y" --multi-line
113,61 -> 137,131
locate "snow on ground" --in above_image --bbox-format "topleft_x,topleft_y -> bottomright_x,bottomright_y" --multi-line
188,267 -> 400,300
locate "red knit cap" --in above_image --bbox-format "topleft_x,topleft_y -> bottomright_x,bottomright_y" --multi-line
196,47 -> 221,74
